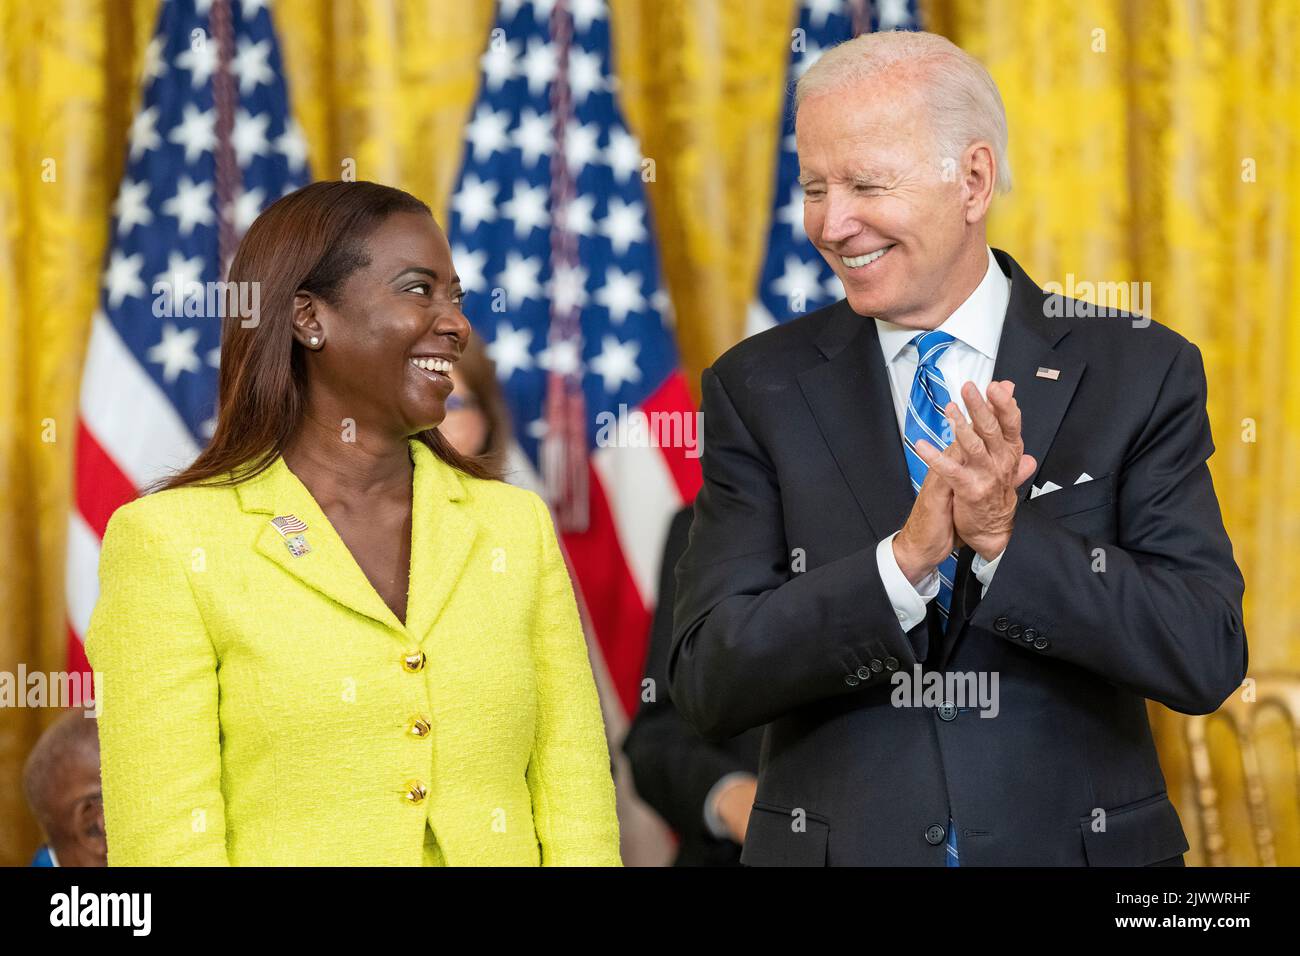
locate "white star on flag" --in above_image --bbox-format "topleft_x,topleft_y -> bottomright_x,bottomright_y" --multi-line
168,103 -> 216,164
513,107 -> 553,166
497,251 -> 544,306
589,335 -> 641,392
452,173 -> 498,231
601,197 -> 647,255
502,182 -> 550,239
162,176 -> 216,236
103,250 -> 146,308
113,180 -> 154,236
231,109 -> 272,165
147,322 -> 202,382
466,104 -> 512,162
232,37 -> 274,94
486,322 -> 535,379
594,267 -> 646,324
176,37 -> 218,88
451,245 -> 488,292
129,107 -> 162,161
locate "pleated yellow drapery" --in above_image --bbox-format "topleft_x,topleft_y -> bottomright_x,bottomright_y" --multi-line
0,0 -> 1296,865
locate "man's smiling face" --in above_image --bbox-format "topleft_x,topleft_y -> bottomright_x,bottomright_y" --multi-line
796,72 -> 972,328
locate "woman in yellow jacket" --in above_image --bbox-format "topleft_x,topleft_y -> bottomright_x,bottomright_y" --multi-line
85,181 -> 622,866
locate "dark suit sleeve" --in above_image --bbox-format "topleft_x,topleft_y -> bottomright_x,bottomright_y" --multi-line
969,340 -> 1247,714
623,507 -> 755,838
668,366 -> 926,742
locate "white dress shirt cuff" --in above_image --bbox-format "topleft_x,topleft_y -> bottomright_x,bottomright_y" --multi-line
875,531 -> 940,633
970,547 -> 1005,598
703,771 -> 757,841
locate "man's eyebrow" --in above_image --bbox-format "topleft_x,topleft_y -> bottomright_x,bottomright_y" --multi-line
851,167 -> 894,184
797,173 -> 821,186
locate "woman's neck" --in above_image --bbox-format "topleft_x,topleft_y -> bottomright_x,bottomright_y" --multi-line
280,412 -> 413,510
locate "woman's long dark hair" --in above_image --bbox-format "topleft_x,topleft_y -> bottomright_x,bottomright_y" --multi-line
154,180 -> 501,493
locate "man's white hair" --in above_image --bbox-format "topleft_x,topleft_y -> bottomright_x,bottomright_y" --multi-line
795,30 -> 1012,194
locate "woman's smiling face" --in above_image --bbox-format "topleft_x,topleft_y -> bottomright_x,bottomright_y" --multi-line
295,211 -> 472,438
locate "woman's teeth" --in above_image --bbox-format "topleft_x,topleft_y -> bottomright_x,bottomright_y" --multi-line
411,357 -> 453,373
841,245 -> 893,268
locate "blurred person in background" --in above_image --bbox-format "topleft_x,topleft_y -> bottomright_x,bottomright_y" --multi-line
437,331 -> 512,465
625,504 -> 762,866
444,331 -> 671,866
22,710 -> 106,867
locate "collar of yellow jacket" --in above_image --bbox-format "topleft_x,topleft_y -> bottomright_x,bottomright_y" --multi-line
231,436 -> 479,643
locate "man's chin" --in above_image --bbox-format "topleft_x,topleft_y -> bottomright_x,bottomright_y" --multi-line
842,289 -> 891,319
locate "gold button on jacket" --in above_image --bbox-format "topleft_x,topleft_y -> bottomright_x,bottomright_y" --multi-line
85,438 -> 621,866
405,781 -> 428,804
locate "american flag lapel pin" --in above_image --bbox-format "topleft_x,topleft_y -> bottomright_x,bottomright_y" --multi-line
270,514 -> 311,557
1035,366 -> 1061,380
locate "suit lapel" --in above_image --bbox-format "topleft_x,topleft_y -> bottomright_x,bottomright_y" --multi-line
937,249 -> 1086,669
986,250 -> 1086,508
236,437 -> 479,646
403,439 -> 479,647
797,301 -> 915,544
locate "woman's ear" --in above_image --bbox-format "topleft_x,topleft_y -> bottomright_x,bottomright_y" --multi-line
292,291 -> 325,349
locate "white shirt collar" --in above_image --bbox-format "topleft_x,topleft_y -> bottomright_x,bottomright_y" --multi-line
874,246 -> 1010,364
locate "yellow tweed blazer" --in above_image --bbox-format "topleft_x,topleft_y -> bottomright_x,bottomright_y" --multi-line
85,437 -> 621,866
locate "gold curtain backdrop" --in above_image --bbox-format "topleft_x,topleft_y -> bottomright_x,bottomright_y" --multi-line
1,0 -> 1296,865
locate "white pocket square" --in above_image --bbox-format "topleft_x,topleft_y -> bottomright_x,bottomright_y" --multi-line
1029,480 -> 1061,499
1030,472 -> 1093,498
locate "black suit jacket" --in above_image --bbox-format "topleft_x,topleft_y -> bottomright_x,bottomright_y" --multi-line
624,505 -> 764,866
668,249 -> 1247,866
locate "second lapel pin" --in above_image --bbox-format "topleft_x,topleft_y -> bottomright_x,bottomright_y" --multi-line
270,514 -> 311,557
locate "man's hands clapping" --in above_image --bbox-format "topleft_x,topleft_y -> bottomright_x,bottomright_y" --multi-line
892,379 -> 1037,586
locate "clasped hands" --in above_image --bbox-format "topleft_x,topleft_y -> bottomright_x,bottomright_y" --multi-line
892,380 -> 1038,587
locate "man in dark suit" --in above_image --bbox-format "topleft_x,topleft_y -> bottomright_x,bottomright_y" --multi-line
668,31 -> 1246,866
624,505 -> 764,866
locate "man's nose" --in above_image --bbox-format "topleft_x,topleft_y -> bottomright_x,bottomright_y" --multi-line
818,191 -> 862,246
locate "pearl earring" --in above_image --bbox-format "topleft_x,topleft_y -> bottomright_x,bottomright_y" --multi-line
309,336 -> 319,347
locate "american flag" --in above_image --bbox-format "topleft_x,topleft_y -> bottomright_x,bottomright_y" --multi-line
270,515 -> 309,536
66,0 -> 308,684
746,0 -> 919,336
448,0 -> 701,718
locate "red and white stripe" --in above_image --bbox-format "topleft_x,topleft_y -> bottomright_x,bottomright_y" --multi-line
66,311 -> 199,674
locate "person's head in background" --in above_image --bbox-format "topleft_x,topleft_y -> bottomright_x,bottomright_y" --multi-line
438,330 -> 513,464
22,710 -> 106,867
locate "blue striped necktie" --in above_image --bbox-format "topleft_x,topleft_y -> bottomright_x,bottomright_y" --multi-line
901,329 -> 962,866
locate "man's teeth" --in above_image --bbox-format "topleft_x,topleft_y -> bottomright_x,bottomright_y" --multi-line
411,357 -> 452,373
841,246 -> 892,268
